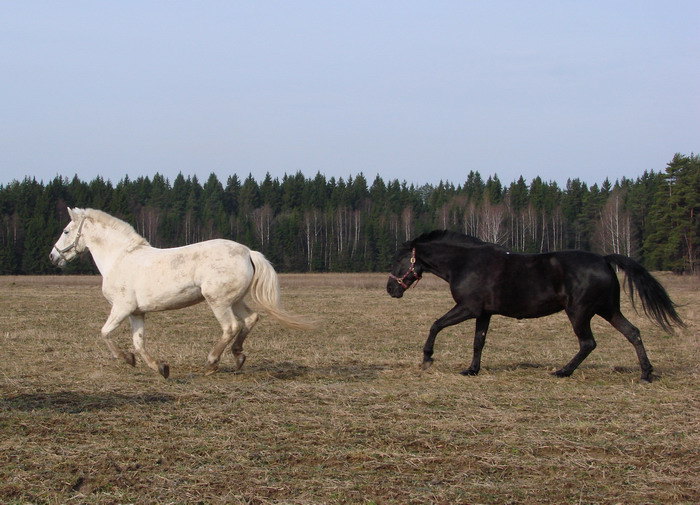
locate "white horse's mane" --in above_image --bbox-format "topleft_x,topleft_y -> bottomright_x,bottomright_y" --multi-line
81,208 -> 150,249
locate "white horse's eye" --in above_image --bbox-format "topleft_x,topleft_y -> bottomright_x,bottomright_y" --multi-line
63,230 -> 69,235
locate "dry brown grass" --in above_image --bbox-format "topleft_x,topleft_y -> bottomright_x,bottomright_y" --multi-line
1,273 -> 698,505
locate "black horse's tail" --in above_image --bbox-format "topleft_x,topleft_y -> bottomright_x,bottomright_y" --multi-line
605,254 -> 685,333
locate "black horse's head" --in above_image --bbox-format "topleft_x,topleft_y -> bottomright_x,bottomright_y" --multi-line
387,244 -> 423,298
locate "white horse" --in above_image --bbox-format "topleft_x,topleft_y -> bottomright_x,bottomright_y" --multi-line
49,207 -> 313,378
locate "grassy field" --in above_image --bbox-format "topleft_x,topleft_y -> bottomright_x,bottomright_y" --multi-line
1,273 -> 698,505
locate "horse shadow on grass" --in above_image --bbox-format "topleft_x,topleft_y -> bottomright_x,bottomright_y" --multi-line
495,361 -> 658,379
0,391 -> 174,413
214,359 -> 392,381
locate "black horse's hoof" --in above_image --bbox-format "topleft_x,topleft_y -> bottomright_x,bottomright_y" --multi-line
420,358 -> 434,370
460,368 -> 479,376
552,369 -> 572,378
640,368 -> 656,383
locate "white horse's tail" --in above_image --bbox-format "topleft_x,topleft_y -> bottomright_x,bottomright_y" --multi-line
248,250 -> 315,330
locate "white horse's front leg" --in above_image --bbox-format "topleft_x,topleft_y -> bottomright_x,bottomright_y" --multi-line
101,307 -> 136,367
129,315 -> 169,379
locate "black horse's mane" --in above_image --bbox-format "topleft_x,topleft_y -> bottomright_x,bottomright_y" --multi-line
410,230 -> 491,248
394,230 -> 504,260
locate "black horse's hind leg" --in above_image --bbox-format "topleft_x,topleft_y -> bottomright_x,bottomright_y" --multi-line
554,310 -> 597,378
606,311 -> 654,382
422,304 -> 474,370
461,314 -> 491,376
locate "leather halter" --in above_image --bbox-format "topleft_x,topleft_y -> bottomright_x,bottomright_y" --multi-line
54,217 -> 86,261
389,248 -> 422,289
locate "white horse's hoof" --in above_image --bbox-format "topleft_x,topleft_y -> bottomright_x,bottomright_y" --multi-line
234,353 -> 247,371
121,351 -> 136,367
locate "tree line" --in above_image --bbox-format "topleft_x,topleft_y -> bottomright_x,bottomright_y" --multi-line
1,153 -> 697,275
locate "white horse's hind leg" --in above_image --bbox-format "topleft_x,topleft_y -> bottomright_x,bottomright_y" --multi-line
101,307 -> 136,367
129,315 -> 169,379
205,303 -> 243,375
230,303 -> 260,371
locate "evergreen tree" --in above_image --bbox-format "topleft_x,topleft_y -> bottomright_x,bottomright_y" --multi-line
464,171 -> 484,202
183,176 -> 202,244
508,176 -> 529,209
111,176 -> 133,216
627,171 -> 663,263
644,154 -> 700,272
349,173 -> 368,210
281,172 -> 304,211
150,173 -> 171,209
305,172 -> 329,209
68,175 -> 91,207
485,175 -> 503,204
88,176 -> 113,209
21,214 -> 51,274
224,174 -> 241,217
201,173 -> 225,239
369,175 -> 387,211
260,173 -> 282,212
562,178 -> 588,249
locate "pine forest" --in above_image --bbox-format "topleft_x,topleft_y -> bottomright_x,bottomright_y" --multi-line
1,153 -> 697,276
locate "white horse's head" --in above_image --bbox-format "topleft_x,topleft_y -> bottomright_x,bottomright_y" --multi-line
49,207 -> 88,268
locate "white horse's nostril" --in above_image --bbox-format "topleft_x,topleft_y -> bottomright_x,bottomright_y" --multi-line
49,248 -> 66,267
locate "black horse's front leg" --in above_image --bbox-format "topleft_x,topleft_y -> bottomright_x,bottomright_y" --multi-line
421,304 -> 473,370
421,323 -> 439,369
461,314 -> 491,376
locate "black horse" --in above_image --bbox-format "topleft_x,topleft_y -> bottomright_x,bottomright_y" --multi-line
387,230 -> 684,382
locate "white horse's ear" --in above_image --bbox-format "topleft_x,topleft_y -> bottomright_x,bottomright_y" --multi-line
68,207 -> 85,221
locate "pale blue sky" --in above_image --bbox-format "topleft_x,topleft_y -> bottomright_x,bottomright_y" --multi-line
2,1 -> 698,188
